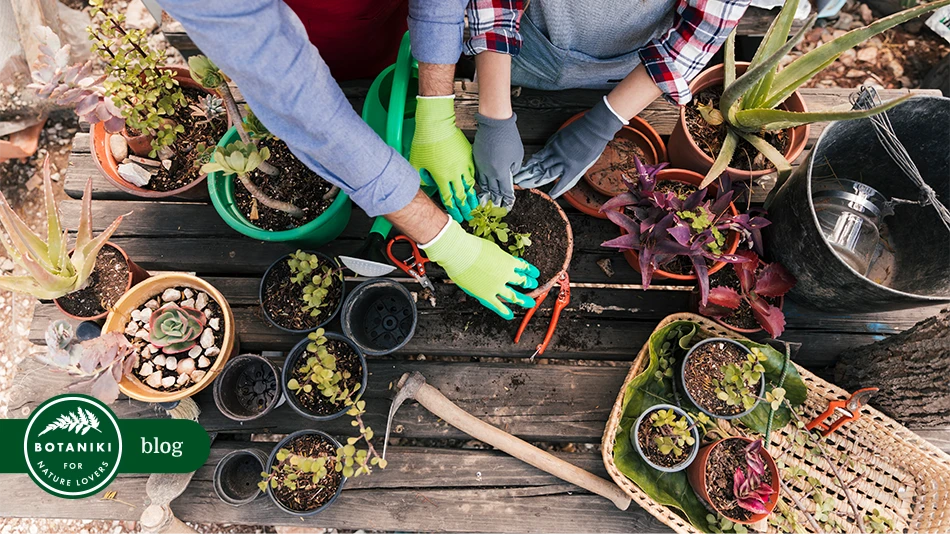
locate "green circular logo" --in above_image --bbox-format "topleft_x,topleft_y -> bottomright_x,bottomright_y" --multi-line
24,394 -> 123,499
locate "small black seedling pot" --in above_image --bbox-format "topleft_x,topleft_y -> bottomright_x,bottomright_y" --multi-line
680,337 -> 764,420
213,448 -> 269,506
214,353 -> 283,422
259,250 -> 345,334
341,279 -> 417,356
265,429 -> 346,516
281,332 -> 368,421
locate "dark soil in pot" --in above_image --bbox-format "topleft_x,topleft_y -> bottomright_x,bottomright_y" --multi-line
55,245 -> 129,318
683,339 -> 754,417
136,87 -> 229,192
270,433 -> 343,513
587,137 -> 648,196
261,256 -> 343,331
233,138 -> 334,231
707,266 -> 778,330
502,189 -> 570,284
289,340 -> 362,417
636,414 -> 691,469
684,87 -> 788,172
705,438 -> 773,522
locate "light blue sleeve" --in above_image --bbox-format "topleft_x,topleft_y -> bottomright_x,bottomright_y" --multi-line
155,0 -> 420,217
408,0 -> 468,64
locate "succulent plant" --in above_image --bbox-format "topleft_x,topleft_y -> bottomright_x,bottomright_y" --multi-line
148,302 -> 206,354
287,251 -> 341,318
649,408 -> 695,458
189,94 -> 225,126
36,324 -> 135,404
0,157 -> 125,299
733,439 -> 774,514
187,55 -> 227,89
200,140 -> 270,177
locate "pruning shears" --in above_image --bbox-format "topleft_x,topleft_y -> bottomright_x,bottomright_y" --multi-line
515,271 -> 570,359
386,235 -> 436,292
806,387 -> 879,437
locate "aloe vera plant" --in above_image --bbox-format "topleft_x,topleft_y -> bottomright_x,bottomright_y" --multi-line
699,0 -> 950,196
0,157 -> 125,299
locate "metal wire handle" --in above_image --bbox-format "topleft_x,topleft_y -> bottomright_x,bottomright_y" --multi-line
849,87 -> 950,231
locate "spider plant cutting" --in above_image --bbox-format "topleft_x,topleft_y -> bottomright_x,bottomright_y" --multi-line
693,0 -> 950,193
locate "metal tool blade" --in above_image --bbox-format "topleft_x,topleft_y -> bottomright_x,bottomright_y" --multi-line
846,387 -> 879,412
339,255 -> 397,277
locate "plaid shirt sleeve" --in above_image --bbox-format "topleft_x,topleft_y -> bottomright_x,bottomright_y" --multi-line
639,0 -> 751,105
463,0 -> 525,56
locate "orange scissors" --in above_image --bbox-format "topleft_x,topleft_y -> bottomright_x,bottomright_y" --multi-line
806,388 -> 878,437
386,235 -> 435,292
514,271 -> 570,359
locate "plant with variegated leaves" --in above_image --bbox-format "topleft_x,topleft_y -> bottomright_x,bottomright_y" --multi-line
699,0 -> 950,196
36,320 -> 135,404
0,157 -> 125,299
148,303 -> 206,354
732,439 -> 774,514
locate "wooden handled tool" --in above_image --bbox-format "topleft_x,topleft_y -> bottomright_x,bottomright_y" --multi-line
386,372 -> 631,511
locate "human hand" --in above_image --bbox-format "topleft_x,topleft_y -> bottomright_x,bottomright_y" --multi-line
420,218 -> 539,319
514,96 -> 625,198
472,112 -> 522,210
410,95 -> 478,222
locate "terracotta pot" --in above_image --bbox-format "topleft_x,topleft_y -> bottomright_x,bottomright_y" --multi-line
618,168 -> 740,281
121,127 -> 154,158
53,242 -> 150,321
562,178 -> 611,219
689,259 -> 785,335
91,66 -> 222,199
102,272 -> 238,403
520,188 -> 573,299
668,63 -> 810,182
687,436 -> 780,525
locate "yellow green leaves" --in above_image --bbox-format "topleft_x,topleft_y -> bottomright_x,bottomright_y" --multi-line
187,55 -> 226,89
649,408 -> 695,458
288,251 -> 341,317
467,201 -> 532,258
200,141 -> 271,177
765,387 -> 786,411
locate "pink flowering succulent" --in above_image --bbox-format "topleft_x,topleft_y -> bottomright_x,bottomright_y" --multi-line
733,439 -> 775,514
699,250 -> 797,337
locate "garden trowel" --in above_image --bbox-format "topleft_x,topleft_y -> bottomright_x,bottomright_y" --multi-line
339,217 -> 397,277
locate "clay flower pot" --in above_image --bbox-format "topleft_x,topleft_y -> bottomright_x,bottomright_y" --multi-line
102,272 -> 238,403
520,188 -> 573,299
53,242 -> 150,321
687,436 -> 780,525
618,168 -> 740,281
668,63 -> 809,182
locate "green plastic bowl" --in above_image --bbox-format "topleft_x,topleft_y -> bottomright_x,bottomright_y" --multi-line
206,127 -> 352,247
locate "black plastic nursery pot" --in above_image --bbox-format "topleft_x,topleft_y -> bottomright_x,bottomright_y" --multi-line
213,354 -> 283,422
264,430 -> 346,516
341,279 -> 417,356
680,337 -> 764,420
765,96 -> 950,312
630,404 -> 700,473
213,448 -> 269,506
259,251 -> 345,334
281,332 -> 368,422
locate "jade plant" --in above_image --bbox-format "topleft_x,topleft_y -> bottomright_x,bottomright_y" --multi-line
732,440 -> 774,514
600,156 -> 767,305
467,201 -> 532,258
0,158 -> 124,299
287,251 -> 342,319
650,408 -> 696,458
259,448 -> 331,492
148,303 -> 206,354
711,347 -> 768,411
699,0 -> 950,192
36,320 -> 135,404
88,0 -> 186,156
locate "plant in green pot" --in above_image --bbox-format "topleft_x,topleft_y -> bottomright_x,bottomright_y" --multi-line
190,56 -> 351,246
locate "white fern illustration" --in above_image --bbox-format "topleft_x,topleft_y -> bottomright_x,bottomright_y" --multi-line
37,408 -> 103,436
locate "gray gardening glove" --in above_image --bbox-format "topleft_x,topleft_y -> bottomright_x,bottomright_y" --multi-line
514,96 -> 625,198
473,112 -> 523,210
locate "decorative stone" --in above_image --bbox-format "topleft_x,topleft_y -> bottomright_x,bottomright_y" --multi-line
129,155 -> 162,167
109,135 -> 128,161
146,371 -> 163,388
139,307 -> 152,322
197,356 -> 211,368
199,328 -> 214,349
208,317 -> 220,331
165,356 -> 178,371
191,370 -> 206,382
147,344 -> 159,354
153,354 -> 166,368
161,288 -> 182,302
204,309 -> 212,318
117,162 -> 152,187
176,374 -> 190,386
125,321 -> 138,336
134,329 -> 150,340
195,292 -> 209,311
139,362 -> 154,377
162,159 -> 172,170
145,299 -> 160,310
161,376 -> 176,388
177,358 -> 196,375
140,348 -> 151,360
183,289 -> 194,299
131,309 -> 143,322
179,298 -> 195,308
158,146 -> 175,160
204,346 -> 220,358
188,346 -> 202,358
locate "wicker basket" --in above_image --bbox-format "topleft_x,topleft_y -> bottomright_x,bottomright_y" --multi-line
601,313 -> 950,533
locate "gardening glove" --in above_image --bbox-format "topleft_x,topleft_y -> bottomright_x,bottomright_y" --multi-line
473,112 -> 523,210
514,96 -> 626,198
420,218 -> 540,320
410,95 -> 479,222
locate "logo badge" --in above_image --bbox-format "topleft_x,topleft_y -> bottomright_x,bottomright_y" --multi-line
23,394 -> 123,499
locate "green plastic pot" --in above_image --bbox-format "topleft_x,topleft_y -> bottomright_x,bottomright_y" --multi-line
206,127 -> 352,247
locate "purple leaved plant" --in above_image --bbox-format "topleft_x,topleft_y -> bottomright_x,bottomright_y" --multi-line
600,156 -> 770,305
733,439 -> 774,514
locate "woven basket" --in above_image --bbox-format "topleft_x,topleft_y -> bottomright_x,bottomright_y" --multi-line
601,313 -> 950,533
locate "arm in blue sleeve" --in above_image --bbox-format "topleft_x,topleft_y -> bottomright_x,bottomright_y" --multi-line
408,0 -> 467,64
156,0 -> 420,217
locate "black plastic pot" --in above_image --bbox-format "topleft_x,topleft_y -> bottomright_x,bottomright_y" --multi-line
213,448 -> 268,506
766,96 -> 950,311
265,429 -> 346,516
213,354 -> 283,422
341,279 -> 417,356
281,332 -> 368,422
680,337 -> 764,420
259,251 -> 345,334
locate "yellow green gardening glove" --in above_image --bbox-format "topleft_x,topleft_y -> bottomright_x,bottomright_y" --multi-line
420,218 -> 540,320
410,95 -> 479,222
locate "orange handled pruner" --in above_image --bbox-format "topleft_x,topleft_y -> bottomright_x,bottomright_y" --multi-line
515,272 -> 570,359
386,235 -> 435,292
806,387 -> 879,437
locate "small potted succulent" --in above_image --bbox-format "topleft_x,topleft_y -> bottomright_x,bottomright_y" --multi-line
681,338 -> 766,419
101,273 -> 237,403
37,320 -> 137,403
600,156 -> 767,305
213,353 -> 283,422
0,157 -> 147,320
697,251 -> 797,337
282,328 -> 367,421
631,404 -> 701,473
259,250 -> 345,333
213,448 -> 269,506
687,437 -> 779,525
